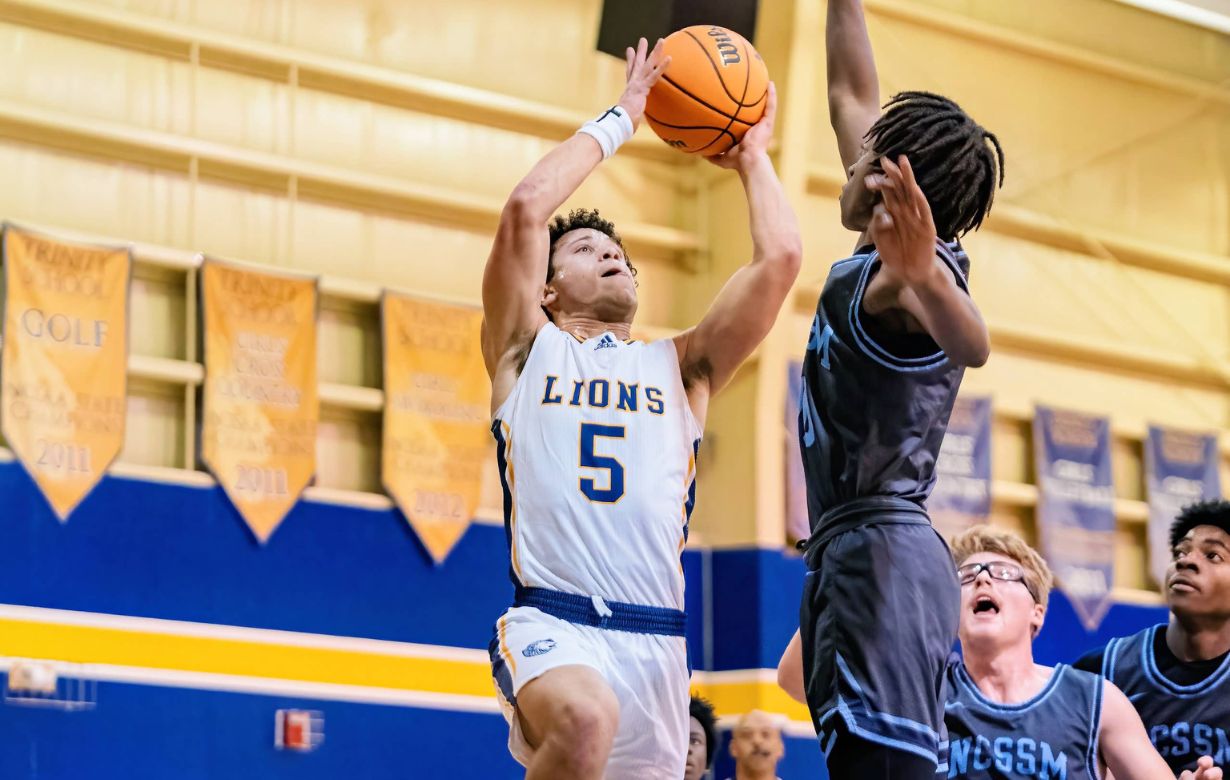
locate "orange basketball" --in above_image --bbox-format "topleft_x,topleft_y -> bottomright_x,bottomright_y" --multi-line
645,25 -> 769,156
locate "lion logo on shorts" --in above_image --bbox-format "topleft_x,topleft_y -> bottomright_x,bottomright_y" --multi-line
523,639 -> 557,657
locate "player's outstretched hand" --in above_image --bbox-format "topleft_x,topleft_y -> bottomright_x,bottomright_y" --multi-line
867,155 -> 940,289
1180,756 -> 1224,780
618,37 -> 671,130
705,82 -> 777,171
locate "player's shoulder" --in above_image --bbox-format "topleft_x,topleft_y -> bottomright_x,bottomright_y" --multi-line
1072,646 -> 1107,676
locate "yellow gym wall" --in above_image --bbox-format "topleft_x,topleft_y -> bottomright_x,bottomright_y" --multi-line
0,0 -> 1226,597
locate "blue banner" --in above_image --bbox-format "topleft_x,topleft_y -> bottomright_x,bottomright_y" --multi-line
1145,426 -> 1221,588
930,396 -> 992,540
785,361 -> 809,544
1033,406 -> 1116,631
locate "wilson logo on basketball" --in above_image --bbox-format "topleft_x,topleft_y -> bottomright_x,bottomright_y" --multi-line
707,28 -> 740,67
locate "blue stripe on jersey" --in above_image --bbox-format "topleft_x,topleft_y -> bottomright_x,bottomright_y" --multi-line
1086,671 -> 1104,779
490,419 -> 520,587
845,241 -> 970,373
1142,625 -> 1230,696
954,663 -> 1067,712
487,631 -> 517,707
683,438 -> 700,543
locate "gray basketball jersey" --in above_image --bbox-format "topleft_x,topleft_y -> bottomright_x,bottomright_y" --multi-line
798,241 -> 969,535
942,662 -> 1103,779
1103,625 -> 1230,773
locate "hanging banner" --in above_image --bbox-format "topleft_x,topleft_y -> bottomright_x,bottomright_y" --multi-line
930,396 -> 993,540
1033,405 -> 1116,631
785,361 -> 809,544
382,293 -> 489,563
200,260 -> 318,544
1145,426 -> 1221,588
0,226 -> 130,520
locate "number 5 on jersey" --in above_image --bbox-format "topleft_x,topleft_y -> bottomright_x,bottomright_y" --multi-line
580,423 -> 625,503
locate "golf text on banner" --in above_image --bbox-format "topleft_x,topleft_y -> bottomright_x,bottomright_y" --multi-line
1033,405 -> 1117,631
1145,426 -> 1221,588
200,260 -> 318,544
930,396 -> 993,540
0,226 -> 129,520
382,293 -> 488,563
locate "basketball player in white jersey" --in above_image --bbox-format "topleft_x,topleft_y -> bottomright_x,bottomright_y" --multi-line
481,38 -> 801,780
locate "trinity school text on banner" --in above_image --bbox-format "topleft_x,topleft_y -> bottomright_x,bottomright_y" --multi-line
200,260 -> 319,544
0,226 -> 130,520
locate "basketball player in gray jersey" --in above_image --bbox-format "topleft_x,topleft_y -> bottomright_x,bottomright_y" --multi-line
796,1 -> 1004,776
1076,500 -> 1230,775
778,527 -> 1224,780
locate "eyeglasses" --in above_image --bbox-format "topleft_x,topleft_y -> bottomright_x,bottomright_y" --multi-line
957,561 -> 1038,602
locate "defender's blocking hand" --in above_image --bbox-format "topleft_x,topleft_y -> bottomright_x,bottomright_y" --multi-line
867,155 -> 942,289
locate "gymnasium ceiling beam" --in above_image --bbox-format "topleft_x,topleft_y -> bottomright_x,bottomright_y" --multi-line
0,0 -> 682,163
806,168 -> 1230,287
0,97 -> 702,262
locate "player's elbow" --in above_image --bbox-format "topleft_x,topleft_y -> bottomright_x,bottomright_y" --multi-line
503,183 -> 549,229
759,243 -> 803,287
782,244 -> 803,278
776,662 -> 806,705
955,340 -> 990,369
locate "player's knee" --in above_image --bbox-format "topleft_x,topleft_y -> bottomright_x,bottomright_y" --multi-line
550,693 -> 618,769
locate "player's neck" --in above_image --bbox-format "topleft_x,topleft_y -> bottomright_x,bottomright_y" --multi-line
1166,613 -> 1230,662
554,314 -> 631,342
964,642 -> 1046,704
734,765 -> 777,780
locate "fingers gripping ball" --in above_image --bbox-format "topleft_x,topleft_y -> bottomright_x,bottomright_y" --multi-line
645,26 -> 769,155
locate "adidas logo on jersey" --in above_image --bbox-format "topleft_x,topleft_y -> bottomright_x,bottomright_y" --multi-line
595,334 -> 618,350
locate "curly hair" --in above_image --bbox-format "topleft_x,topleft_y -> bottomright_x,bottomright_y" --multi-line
546,208 -> 636,283
1169,499 -> 1230,549
689,695 -> 718,768
866,91 -> 1005,240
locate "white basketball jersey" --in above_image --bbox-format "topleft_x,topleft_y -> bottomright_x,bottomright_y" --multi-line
492,322 -> 702,611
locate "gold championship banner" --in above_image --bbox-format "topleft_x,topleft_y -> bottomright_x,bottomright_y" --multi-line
382,294 -> 490,563
200,260 -> 318,543
1,227 -> 130,520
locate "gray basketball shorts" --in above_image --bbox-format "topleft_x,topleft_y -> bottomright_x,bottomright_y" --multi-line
800,519 -> 960,768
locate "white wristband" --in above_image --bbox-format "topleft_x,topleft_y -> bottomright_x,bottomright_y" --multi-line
577,106 -> 635,160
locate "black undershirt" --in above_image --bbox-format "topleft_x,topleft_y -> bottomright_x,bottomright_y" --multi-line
1074,626 -> 1230,686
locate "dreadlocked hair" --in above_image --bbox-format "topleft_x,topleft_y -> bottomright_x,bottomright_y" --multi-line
1169,499 -> 1230,549
866,91 -> 1005,240
545,208 -> 636,283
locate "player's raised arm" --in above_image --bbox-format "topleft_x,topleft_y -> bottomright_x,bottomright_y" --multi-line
674,84 -> 802,404
481,38 -> 669,379
866,154 -> 990,367
827,0 -> 882,170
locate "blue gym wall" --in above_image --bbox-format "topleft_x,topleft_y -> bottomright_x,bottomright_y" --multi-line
0,462 -> 1167,779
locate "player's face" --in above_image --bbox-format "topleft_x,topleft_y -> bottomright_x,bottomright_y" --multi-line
729,713 -> 784,773
684,716 -> 708,780
958,552 -> 1045,648
1166,525 -> 1230,620
542,228 -> 637,323
839,141 -> 883,233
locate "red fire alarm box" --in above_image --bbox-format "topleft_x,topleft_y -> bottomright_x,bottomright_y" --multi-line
275,709 -> 323,752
